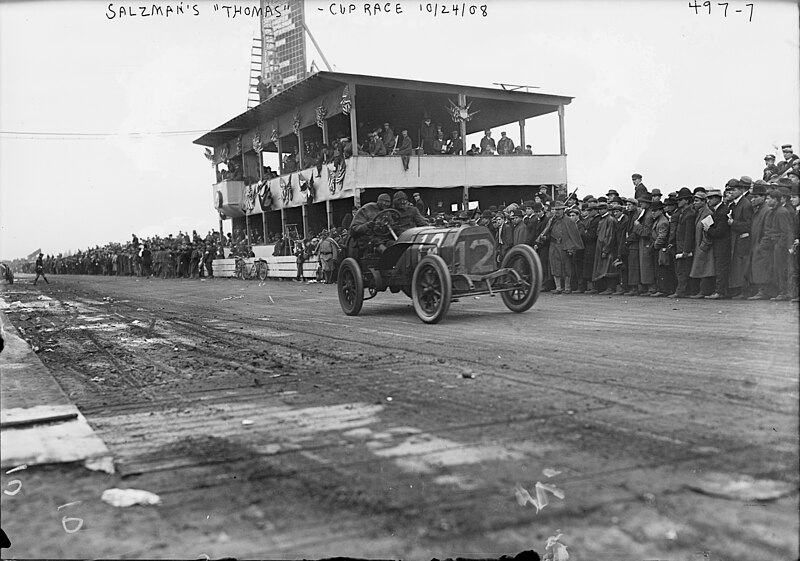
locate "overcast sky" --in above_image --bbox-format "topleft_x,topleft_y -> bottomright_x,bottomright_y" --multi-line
1,0 -> 798,259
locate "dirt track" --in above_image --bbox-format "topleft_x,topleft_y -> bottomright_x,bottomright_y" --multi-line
1,274 -> 798,560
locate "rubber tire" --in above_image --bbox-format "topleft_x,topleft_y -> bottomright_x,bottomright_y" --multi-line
411,254 -> 452,324
257,261 -> 268,281
500,244 -> 542,313
338,258 -> 364,316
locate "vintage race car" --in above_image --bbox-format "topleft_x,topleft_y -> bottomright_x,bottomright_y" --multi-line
337,209 -> 542,323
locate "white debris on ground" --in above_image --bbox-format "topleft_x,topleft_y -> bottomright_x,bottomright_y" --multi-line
101,488 -> 162,507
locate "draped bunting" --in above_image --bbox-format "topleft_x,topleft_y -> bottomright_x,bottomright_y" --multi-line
340,85 -> 351,115
221,145 -> 229,162
241,182 -> 257,214
252,131 -> 262,153
315,104 -> 327,129
257,178 -> 273,211
270,127 -> 279,145
447,98 -> 479,123
293,109 -> 301,137
327,160 -> 346,194
281,174 -> 293,205
236,135 -> 243,155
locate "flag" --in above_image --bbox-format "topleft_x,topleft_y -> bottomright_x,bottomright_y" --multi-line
315,104 -> 327,129
26,248 -> 41,261
270,127 -> 279,145
252,132 -> 262,153
327,160 -> 346,194
340,85 -> 351,115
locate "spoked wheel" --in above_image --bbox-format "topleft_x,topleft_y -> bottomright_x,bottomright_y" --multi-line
500,245 -> 542,313
338,257 -> 364,316
411,254 -> 452,324
257,261 -> 268,281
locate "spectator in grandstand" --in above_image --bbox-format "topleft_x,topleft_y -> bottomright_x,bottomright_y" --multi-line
777,144 -> 798,175
397,129 -> 413,171
497,131 -> 515,155
480,129 -> 496,155
446,130 -> 463,155
419,117 -> 434,155
383,123 -> 397,153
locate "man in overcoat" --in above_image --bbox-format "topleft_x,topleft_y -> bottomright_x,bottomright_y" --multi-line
650,201 -> 671,297
548,202 -> 584,294
705,189 -> 732,299
765,189 -> 795,300
726,179 -> 754,298
669,188 -> 696,298
592,202 -> 618,294
747,182 -> 773,299
633,192 -> 656,295
689,192 -> 715,298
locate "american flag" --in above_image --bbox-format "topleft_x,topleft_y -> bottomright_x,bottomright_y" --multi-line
270,128 -> 279,145
340,85 -> 351,115
327,161 -> 346,194
252,132 -> 262,153
315,104 -> 327,129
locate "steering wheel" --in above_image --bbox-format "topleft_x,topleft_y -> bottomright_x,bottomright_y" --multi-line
372,208 -> 401,240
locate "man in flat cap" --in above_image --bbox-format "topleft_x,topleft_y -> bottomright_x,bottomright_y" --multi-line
777,144 -> 799,175
396,129 -> 413,170
704,189 -> 732,299
547,202 -> 584,294
632,174 -> 648,200
726,178 -> 754,298
689,191 -> 716,297
649,201 -> 671,296
578,200 -> 601,293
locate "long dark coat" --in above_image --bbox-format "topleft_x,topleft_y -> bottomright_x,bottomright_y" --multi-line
750,202 -> 773,285
690,205 -> 715,278
581,213 -> 600,280
728,196 -> 754,288
674,205 -> 696,255
633,209 -> 656,285
592,213 -> 617,281
548,215 -> 584,277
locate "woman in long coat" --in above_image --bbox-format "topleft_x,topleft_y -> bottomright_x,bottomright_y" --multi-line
689,193 -> 716,296
548,204 -> 584,294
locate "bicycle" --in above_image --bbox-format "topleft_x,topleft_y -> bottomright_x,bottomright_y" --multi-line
234,257 -> 269,280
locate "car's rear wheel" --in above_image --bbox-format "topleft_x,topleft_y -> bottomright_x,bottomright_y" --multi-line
500,245 -> 542,313
257,261 -> 268,281
338,258 -> 364,315
412,255 -> 452,324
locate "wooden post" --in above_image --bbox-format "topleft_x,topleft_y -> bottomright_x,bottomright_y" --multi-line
458,93 -> 467,156
259,151 -> 268,242
326,199 -> 333,230
322,120 -> 329,146
463,185 -> 469,212
245,213 -> 251,246
558,105 -> 566,155
297,129 -> 304,170
348,83 -> 358,155
519,119 -> 526,152
302,204 -> 308,239
218,217 -> 224,246
277,137 -> 283,175
280,208 -> 286,239
353,189 -> 361,208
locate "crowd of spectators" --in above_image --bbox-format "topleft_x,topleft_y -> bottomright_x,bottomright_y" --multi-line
480,145 -> 800,302
19,230 -> 226,280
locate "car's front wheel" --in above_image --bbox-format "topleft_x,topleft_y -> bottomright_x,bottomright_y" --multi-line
411,255 -> 452,324
500,245 -> 542,313
338,258 -> 364,315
